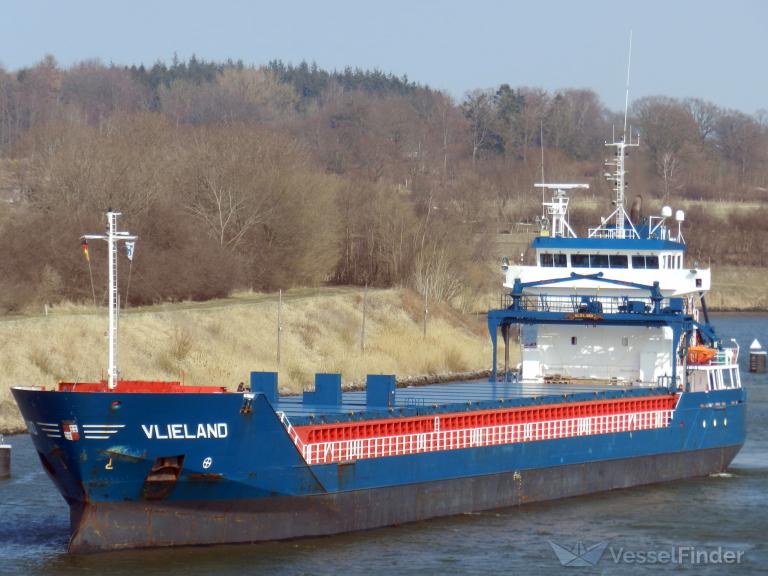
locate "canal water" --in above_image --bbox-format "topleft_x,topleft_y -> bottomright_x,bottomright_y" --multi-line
1,315 -> 765,575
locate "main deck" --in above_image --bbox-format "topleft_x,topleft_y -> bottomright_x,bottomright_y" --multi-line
272,378 -> 668,426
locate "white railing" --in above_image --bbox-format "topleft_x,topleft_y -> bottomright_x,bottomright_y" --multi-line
587,227 -> 640,239
279,409 -> 674,466
276,411 -> 307,452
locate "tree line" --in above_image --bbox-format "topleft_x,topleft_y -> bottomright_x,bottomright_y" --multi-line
0,55 -> 765,312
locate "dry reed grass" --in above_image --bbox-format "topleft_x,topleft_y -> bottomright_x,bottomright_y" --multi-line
709,266 -> 768,310
0,288 -> 496,433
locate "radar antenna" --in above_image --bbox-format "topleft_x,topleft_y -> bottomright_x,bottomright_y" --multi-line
536,183 -> 589,238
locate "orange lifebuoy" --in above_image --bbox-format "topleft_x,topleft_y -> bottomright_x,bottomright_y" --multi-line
688,345 -> 716,365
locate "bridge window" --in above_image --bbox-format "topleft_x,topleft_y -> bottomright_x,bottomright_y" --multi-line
609,255 -> 628,268
571,254 -> 589,268
590,254 -> 609,268
631,255 -> 659,269
540,253 -> 567,267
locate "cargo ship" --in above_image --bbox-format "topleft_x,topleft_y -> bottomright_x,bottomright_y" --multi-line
12,130 -> 746,552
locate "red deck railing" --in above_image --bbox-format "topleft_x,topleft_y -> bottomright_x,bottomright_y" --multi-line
57,380 -> 227,393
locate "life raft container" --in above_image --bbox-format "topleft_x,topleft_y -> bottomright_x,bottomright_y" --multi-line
688,345 -> 717,365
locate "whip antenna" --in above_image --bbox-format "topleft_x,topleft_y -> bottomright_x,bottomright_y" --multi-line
540,121 -> 545,184
623,30 -> 633,140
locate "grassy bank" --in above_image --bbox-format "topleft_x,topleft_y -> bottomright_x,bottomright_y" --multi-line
0,288 -> 494,433
708,266 -> 768,311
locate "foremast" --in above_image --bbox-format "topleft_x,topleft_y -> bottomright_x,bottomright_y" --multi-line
82,211 -> 137,389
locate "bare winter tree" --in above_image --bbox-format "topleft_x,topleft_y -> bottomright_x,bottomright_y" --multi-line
633,96 -> 699,197
715,110 -> 765,184
684,97 -> 720,142
462,89 -> 496,167
657,151 -> 683,200
181,128 -> 281,249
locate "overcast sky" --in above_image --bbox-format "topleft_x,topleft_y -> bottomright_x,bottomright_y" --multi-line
1,0 -> 766,114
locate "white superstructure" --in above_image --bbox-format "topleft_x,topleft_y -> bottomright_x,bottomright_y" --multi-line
499,179 -> 729,388
489,33 -> 739,398
505,182 -> 709,299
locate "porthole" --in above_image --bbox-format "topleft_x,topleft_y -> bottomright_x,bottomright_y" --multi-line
724,418 -> 728,427
702,420 -> 707,429
713,419 -> 717,428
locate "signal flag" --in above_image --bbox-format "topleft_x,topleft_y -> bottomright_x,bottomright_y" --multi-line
81,240 -> 90,262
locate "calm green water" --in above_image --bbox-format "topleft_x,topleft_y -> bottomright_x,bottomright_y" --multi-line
1,315 -> 766,575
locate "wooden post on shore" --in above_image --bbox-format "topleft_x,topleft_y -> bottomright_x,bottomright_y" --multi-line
361,284 -> 367,354
277,289 -> 282,370
423,288 -> 428,339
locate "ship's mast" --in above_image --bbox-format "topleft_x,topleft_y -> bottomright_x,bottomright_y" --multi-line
596,31 -> 639,239
604,135 -> 639,238
82,211 -> 137,390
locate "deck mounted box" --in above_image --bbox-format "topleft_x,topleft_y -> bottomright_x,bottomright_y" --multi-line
250,371 -> 278,403
303,373 -> 342,406
366,374 -> 396,408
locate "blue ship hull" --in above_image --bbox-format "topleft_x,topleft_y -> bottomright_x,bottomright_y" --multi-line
12,384 -> 746,552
